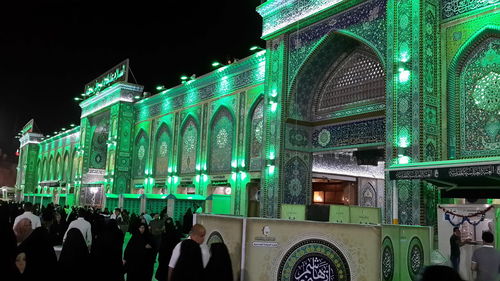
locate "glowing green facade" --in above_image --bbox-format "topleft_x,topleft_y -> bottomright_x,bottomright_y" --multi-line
16,0 -> 499,224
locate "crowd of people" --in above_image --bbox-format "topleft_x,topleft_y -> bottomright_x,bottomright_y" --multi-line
0,201 -> 233,281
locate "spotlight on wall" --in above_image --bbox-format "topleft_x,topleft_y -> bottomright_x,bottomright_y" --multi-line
212,61 -> 225,68
249,46 -> 264,52
74,97 -> 82,101
156,85 -> 165,91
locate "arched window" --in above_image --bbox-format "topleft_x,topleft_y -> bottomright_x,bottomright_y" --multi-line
71,151 -> 78,182
209,107 -> 234,174
49,156 -> 55,180
180,118 -> 198,175
55,154 -> 62,180
62,153 -> 69,182
154,124 -> 171,178
451,36 -> 500,158
249,99 -> 264,171
132,130 -> 149,178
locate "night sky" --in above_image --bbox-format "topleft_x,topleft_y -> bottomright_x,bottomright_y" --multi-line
0,1 -> 264,158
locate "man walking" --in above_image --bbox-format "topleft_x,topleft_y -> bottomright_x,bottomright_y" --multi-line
168,224 -> 210,281
471,231 -> 500,281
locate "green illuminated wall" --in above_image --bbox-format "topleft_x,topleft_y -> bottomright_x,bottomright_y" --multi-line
15,0 -> 499,226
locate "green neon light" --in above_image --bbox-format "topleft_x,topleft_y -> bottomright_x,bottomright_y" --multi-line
398,155 -> 410,164
398,68 -> 410,83
398,136 -> 410,148
180,75 -> 188,80
270,101 -> 278,112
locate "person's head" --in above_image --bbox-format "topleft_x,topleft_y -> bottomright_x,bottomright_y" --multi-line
54,212 -> 62,223
420,265 -> 462,281
190,224 -> 206,244
482,231 -> 494,244
23,202 -> 33,212
15,251 -> 27,274
154,213 -> 160,220
453,227 -> 460,236
77,208 -> 86,218
14,218 -> 33,243
114,208 -> 121,216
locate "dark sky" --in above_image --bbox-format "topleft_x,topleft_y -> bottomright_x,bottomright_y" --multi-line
0,1 -> 264,158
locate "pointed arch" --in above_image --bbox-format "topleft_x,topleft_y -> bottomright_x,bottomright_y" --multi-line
208,105 -> 236,174
132,129 -> 149,178
246,95 -> 265,172
179,115 -> 199,175
49,155 -> 55,180
62,151 -> 70,182
288,31 -> 386,121
154,122 -> 171,178
56,153 -> 63,180
447,26 -> 500,158
71,149 -> 78,183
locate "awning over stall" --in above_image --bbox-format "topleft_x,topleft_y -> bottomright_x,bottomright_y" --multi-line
387,157 -> 500,197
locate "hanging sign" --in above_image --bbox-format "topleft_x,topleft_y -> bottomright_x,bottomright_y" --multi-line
84,59 -> 129,96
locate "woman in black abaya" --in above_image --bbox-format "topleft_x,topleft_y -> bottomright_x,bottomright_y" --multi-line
124,223 -> 156,281
155,217 -> 181,281
58,228 -> 91,281
92,219 -> 124,281
17,227 -> 57,281
205,242 -> 233,281
171,239 -> 204,281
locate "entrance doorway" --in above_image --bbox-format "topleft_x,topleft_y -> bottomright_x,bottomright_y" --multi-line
247,179 -> 260,217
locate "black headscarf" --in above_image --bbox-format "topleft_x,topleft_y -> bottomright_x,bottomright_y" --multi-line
91,219 -> 124,281
58,228 -> 90,281
17,227 -> 57,280
171,239 -> 204,281
205,242 -> 233,281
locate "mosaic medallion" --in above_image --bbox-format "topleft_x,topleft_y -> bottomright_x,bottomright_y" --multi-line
381,237 -> 394,281
278,239 -> 350,281
407,237 -> 424,281
318,129 -> 331,147
207,231 -> 224,248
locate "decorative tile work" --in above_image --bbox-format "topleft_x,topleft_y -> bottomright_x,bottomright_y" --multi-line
288,0 -> 387,87
312,118 -> 385,150
458,38 -> 500,157
283,155 -> 309,205
154,124 -> 170,178
249,99 -> 264,171
180,118 -> 198,175
132,130 -> 148,178
442,0 -> 500,20
209,108 -> 234,174
89,111 -> 110,170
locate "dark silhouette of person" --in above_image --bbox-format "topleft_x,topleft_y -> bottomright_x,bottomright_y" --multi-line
205,242 -> 233,281
124,223 -> 156,281
420,265 -> 463,281
155,217 -> 181,281
182,208 -> 193,234
171,239 -> 204,281
92,219 -> 125,281
17,227 -> 57,280
58,228 -> 91,281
